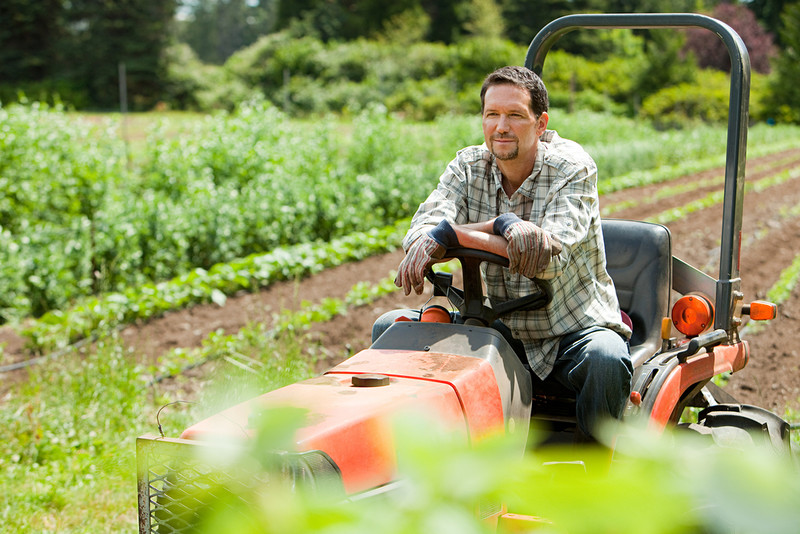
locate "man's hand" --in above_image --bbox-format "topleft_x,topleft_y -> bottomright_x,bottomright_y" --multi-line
493,213 -> 562,278
395,220 -> 458,295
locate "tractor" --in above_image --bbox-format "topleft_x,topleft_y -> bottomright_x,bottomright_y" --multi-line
136,13 -> 791,533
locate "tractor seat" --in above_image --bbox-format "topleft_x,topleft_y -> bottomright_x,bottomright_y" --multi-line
531,219 -> 672,422
602,218 -> 672,368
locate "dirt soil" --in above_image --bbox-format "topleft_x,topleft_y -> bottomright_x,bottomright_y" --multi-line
3,148 -> 800,414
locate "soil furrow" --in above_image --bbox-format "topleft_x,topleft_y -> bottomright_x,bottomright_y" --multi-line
724,214 -> 800,411
602,148 -> 800,221
611,154 -> 800,223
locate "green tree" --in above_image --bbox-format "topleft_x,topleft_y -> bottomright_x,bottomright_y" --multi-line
765,2 -> 800,122
500,0 -> 580,45
0,0 -> 177,109
459,0 -> 505,40
275,0 -> 419,41
420,0 -> 469,42
177,0 -> 278,65
745,0 -> 790,45
634,28 -> 696,105
59,0 -> 178,110
274,0 -> 473,43
0,0 -> 63,82
376,6 -> 432,45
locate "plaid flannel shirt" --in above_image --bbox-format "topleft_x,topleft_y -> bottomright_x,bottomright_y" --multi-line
403,130 -> 630,380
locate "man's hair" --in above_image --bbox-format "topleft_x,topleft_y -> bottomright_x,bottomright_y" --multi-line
480,66 -> 549,117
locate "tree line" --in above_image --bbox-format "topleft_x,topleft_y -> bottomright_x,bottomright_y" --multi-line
0,0 -> 798,122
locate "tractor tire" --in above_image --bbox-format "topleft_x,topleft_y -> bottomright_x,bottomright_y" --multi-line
679,403 -> 793,458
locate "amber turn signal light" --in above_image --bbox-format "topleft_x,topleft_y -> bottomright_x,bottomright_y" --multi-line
672,294 -> 714,337
743,300 -> 777,321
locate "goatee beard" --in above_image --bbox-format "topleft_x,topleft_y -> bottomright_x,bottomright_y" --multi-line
491,135 -> 519,160
492,143 -> 518,161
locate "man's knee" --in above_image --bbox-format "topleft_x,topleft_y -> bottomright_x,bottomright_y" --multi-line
585,330 -> 632,376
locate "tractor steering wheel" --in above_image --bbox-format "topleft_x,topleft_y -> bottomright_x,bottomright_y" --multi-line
425,246 -> 551,327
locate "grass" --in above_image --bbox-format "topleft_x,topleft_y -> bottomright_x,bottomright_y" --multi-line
0,326 -> 316,532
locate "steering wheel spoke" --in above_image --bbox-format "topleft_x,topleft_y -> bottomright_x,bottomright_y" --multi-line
426,247 -> 551,326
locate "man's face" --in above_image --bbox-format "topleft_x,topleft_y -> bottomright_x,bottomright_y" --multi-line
482,84 -> 548,162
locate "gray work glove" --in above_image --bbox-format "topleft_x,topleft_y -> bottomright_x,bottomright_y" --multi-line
493,213 -> 561,278
395,220 -> 458,295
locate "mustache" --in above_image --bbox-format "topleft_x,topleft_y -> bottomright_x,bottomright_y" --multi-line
491,134 -> 518,141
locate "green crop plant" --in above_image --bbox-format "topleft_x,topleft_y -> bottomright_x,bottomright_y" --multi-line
3,101 -> 800,324
20,219 -> 410,352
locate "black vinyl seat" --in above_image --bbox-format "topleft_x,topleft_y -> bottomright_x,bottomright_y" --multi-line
602,219 -> 672,368
530,219 -> 672,426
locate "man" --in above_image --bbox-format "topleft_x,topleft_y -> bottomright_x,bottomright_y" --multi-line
391,65 -> 632,440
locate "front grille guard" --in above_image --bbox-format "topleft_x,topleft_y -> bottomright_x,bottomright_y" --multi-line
136,434 -> 343,534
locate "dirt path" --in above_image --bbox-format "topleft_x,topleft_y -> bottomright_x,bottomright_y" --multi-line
4,148 -> 800,414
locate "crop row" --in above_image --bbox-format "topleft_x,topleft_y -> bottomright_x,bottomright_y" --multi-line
21,219 -> 410,353
0,101 -> 475,322
12,148 -> 800,354
146,275 -> 401,385
4,101 -> 800,324
647,164 -> 800,225
146,258 -> 466,386
601,151 -> 800,217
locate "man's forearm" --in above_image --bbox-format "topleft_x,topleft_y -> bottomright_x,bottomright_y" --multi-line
451,219 -> 508,258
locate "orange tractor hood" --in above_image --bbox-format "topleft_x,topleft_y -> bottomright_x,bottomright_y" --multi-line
180,348 -> 506,494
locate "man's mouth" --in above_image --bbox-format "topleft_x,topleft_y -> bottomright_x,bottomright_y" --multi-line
493,136 -> 516,143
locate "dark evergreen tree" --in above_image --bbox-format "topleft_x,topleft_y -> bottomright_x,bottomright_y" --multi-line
57,0 -> 178,109
177,0 -> 278,64
274,0 -> 470,43
499,0 -> 580,45
745,0 -> 789,45
0,0 -> 64,83
765,2 -> 800,122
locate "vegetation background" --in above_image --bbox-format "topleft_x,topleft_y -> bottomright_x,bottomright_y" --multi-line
3,1 -> 800,532
2,0 -> 799,122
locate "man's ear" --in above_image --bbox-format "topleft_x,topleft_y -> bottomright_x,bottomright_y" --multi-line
537,112 -> 549,135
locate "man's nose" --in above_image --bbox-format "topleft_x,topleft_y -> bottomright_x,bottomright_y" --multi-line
496,115 -> 510,131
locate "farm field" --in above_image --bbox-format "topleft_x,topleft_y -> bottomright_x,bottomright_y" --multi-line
97,146 -> 800,414
3,104 -> 800,531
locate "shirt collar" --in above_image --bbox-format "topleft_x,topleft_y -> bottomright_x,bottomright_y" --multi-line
489,131 -> 553,200
516,138 -> 547,199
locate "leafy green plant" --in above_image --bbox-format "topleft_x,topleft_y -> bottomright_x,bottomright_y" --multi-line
22,219 -> 410,352
0,102 -> 452,320
178,409 -> 800,534
3,101 -> 800,326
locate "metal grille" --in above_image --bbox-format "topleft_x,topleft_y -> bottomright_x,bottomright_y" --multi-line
137,434 -> 345,534
137,434 -> 265,534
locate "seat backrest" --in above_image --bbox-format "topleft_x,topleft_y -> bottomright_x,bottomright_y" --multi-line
602,219 -> 672,367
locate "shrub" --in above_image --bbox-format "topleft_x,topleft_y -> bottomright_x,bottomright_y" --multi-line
0,80 -> 90,110
162,43 -> 255,111
641,69 -> 771,126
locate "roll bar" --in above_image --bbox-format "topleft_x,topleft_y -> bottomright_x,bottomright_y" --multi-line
525,13 -> 751,333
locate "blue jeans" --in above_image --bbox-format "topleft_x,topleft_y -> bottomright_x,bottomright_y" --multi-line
550,326 -> 632,439
372,311 -> 631,438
